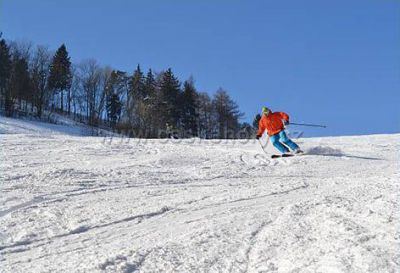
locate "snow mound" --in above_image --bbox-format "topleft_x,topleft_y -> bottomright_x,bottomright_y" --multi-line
306,145 -> 345,156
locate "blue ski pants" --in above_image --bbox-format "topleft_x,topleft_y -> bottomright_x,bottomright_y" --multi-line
270,131 -> 299,153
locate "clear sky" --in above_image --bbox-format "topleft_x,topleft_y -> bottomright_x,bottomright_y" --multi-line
1,0 -> 399,136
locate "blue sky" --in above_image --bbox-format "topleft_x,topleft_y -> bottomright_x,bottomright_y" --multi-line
2,0 -> 399,136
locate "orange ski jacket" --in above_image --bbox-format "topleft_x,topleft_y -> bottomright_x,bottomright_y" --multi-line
257,111 -> 289,136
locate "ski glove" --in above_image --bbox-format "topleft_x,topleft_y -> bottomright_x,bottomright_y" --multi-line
256,135 -> 261,139
284,120 -> 290,125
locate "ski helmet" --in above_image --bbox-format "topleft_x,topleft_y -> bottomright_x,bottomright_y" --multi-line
262,106 -> 270,114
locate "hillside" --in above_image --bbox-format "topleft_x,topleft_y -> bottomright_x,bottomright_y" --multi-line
0,117 -> 399,272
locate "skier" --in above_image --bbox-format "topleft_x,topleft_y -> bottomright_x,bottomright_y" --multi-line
256,106 -> 303,156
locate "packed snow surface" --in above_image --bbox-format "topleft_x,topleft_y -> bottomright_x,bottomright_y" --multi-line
1,116 -> 399,273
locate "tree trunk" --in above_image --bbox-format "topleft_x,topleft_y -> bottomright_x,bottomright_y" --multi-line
67,89 -> 71,115
60,90 -> 64,112
38,105 -> 42,118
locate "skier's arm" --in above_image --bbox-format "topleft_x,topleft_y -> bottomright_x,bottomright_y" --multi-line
257,121 -> 265,137
277,112 -> 289,122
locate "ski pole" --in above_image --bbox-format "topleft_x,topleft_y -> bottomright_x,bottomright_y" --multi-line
258,136 -> 269,154
258,139 -> 266,153
289,122 -> 327,128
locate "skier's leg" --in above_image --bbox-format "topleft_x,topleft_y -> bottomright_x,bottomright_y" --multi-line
270,134 -> 290,154
278,131 -> 300,151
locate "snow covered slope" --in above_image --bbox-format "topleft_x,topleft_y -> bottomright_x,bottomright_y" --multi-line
0,115 -> 115,136
1,117 -> 399,273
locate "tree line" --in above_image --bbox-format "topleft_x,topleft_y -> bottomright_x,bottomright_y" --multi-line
0,35 -> 253,138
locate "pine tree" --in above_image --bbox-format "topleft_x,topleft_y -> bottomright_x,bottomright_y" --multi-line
180,78 -> 198,137
0,37 -> 12,114
130,65 -> 145,99
127,64 -> 146,129
144,69 -> 158,136
106,70 -> 129,122
9,55 -> 31,112
144,69 -> 156,100
48,44 -> 72,112
104,70 -> 126,127
159,68 -> 181,130
106,93 -> 122,128
253,114 -> 261,129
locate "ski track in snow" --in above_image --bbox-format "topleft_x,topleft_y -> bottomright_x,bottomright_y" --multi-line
0,116 -> 399,273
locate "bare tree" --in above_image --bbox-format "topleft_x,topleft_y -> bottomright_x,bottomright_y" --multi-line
97,66 -> 112,121
30,45 -> 52,117
69,65 -> 84,119
9,40 -> 32,60
213,88 -> 243,139
197,92 -> 216,139
76,59 -> 110,126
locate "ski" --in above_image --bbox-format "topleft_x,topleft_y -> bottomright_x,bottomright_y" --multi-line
271,154 -> 294,159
